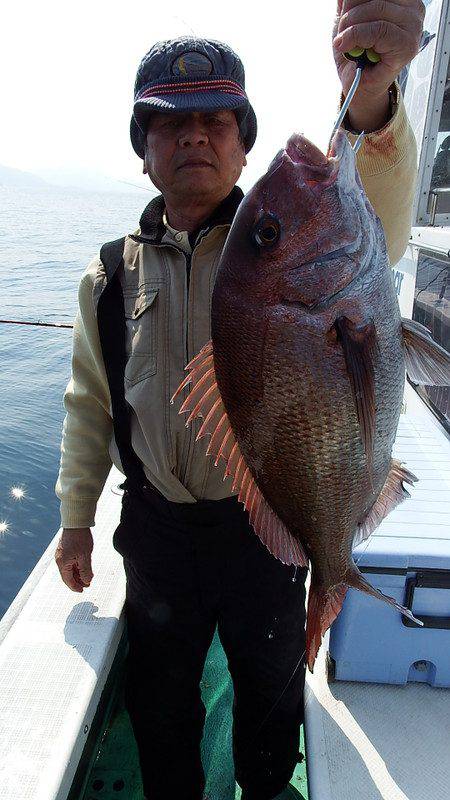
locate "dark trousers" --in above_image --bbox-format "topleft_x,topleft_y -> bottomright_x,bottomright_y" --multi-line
113,479 -> 308,800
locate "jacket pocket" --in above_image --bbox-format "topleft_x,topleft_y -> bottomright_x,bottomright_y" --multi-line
123,287 -> 158,386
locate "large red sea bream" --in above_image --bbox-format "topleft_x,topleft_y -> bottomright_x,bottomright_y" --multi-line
171,127 -> 450,671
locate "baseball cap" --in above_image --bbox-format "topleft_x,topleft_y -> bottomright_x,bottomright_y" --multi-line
130,36 -> 257,158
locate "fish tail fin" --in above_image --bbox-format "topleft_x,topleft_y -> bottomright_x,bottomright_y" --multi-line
306,579 -> 349,673
306,565 -> 425,672
346,567 -> 424,627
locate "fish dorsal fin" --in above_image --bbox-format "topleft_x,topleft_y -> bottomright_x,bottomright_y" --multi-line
353,457 -> 418,548
334,316 -> 378,488
171,339 -> 309,568
401,317 -> 450,385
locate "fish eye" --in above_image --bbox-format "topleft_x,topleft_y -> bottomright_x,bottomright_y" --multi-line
252,214 -> 281,248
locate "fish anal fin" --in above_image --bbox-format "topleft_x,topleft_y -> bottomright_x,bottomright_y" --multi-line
172,338 -> 309,569
334,316 -> 378,487
401,317 -> 450,385
354,457 -> 418,548
306,581 -> 349,672
246,481 -> 309,567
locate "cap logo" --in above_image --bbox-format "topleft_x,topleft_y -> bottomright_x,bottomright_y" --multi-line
171,51 -> 213,77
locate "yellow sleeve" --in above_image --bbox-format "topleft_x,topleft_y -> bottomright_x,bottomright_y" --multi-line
339,79 -> 418,266
54,257 -> 114,528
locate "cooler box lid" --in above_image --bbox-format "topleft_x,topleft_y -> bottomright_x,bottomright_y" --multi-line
353,412 -> 450,571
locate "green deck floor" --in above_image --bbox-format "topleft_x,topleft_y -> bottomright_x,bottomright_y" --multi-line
69,626 -> 308,800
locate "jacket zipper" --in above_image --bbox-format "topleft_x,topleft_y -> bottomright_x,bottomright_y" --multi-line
180,250 -> 194,486
185,251 -> 191,353
179,230 -> 213,487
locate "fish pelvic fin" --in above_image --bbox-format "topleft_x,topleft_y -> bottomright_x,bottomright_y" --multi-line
171,338 -> 309,568
334,316 -> 379,490
401,317 -> 450,385
346,567 -> 424,627
353,457 -> 418,548
306,580 -> 349,673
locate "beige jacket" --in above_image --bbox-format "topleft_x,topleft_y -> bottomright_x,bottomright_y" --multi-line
55,79 -> 418,528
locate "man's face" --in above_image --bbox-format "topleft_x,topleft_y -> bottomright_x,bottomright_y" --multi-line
143,110 -> 247,205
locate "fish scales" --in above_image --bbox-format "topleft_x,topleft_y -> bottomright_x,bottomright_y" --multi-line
223,261 -> 403,570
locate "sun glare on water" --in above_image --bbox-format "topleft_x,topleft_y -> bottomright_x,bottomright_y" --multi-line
10,486 -> 26,500
0,521 -> 9,536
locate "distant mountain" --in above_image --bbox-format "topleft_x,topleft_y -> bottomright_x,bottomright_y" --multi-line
0,164 -> 50,189
0,163 -> 152,195
34,167 -> 151,194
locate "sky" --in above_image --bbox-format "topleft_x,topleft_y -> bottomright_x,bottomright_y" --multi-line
1,0 -> 342,192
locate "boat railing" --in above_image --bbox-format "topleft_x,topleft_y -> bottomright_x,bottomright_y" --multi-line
409,234 -> 450,258
426,187 -> 450,227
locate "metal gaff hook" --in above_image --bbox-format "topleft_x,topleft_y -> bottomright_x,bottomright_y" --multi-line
328,66 -> 364,155
328,47 -> 381,155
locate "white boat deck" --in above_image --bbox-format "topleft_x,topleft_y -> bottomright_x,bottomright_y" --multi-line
304,383 -> 450,800
305,642 -> 450,800
0,467 -> 126,800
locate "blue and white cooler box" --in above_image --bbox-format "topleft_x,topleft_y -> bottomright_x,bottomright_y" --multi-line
328,527 -> 450,687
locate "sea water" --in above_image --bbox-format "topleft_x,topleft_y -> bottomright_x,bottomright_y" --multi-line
0,184 -> 152,617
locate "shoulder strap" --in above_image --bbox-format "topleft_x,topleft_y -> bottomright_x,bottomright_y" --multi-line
100,237 -> 126,282
97,235 -> 148,490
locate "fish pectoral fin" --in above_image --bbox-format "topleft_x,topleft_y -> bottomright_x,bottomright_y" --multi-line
401,317 -> 450,385
171,338 -> 309,568
353,457 -> 418,547
334,316 -> 379,486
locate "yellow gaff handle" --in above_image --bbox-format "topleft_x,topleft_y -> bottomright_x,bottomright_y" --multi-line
343,47 -> 381,67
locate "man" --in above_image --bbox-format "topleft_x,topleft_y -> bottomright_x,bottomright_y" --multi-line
54,4 -> 424,798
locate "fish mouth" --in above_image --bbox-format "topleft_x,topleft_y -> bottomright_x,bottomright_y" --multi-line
263,128 -> 348,190
282,129 -> 346,188
286,135 -> 329,166
286,128 -> 346,163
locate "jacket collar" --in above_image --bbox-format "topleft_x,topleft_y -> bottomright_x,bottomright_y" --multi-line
138,184 -> 244,243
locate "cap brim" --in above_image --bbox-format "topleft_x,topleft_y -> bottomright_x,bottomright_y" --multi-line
130,116 -> 146,160
134,90 -> 249,130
